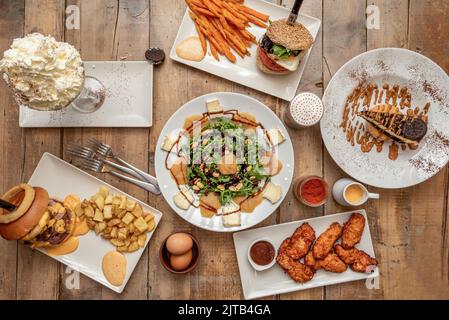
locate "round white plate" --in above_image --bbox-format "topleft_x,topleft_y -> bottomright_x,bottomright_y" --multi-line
321,48 -> 449,188
155,92 -> 294,232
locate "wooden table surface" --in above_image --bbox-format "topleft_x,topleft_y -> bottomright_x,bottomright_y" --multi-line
0,0 -> 448,300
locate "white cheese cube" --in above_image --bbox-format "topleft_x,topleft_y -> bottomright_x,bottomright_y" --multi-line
161,135 -> 177,152
222,213 -> 241,227
267,128 -> 286,146
173,189 -> 194,210
263,183 -> 282,204
206,99 -> 223,115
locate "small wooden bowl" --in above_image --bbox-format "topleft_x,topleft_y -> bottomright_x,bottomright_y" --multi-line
159,232 -> 200,274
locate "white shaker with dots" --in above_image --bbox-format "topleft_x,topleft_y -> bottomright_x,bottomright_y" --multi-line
283,92 -> 324,129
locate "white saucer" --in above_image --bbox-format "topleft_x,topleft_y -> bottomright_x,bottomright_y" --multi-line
19,61 -> 153,128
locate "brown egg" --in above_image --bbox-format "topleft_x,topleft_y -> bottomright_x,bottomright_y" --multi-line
170,250 -> 193,271
166,232 -> 193,255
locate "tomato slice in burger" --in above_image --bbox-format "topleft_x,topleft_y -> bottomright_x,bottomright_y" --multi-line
258,47 -> 288,72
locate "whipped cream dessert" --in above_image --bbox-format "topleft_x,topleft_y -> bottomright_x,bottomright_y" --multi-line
0,33 -> 84,111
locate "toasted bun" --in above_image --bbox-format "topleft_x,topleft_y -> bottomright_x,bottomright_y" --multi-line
256,50 -> 290,75
0,187 -> 49,240
266,19 -> 313,51
21,210 -> 50,242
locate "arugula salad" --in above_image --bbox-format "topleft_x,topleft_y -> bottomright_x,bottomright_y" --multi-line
185,117 -> 271,206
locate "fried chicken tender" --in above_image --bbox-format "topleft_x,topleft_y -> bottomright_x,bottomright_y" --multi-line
285,262 -> 314,283
318,253 -> 347,273
276,238 -> 293,270
305,251 -> 347,273
304,251 -> 316,269
277,238 -> 314,283
283,223 -> 315,260
312,222 -> 342,259
341,212 -> 365,249
335,244 -> 378,273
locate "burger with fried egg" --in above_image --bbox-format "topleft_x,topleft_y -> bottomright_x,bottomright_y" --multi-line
257,19 -> 313,75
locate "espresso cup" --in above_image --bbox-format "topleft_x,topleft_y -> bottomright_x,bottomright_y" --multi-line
332,178 -> 379,207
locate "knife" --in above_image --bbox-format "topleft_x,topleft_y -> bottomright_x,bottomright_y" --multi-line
287,0 -> 304,25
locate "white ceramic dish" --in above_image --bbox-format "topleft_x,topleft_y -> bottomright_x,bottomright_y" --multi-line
28,152 -> 162,293
154,92 -> 294,232
233,210 -> 379,300
169,0 -> 321,101
247,237 -> 277,271
19,61 -> 153,127
321,48 -> 449,188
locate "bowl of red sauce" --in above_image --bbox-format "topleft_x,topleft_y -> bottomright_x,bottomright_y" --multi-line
293,175 -> 329,207
247,238 -> 277,271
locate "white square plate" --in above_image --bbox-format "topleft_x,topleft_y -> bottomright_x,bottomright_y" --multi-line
28,152 -> 162,293
169,0 -> 321,101
19,61 -> 153,127
233,210 -> 379,299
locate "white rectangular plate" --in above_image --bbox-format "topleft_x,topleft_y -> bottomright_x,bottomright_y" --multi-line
28,152 -> 162,293
170,0 -> 321,101
233,210 -> 379,299
19,61 -> 153,127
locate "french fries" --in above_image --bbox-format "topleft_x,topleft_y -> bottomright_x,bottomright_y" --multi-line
78,187 -> 156,253
194,22 -> 207,54
184,0 -> 270,62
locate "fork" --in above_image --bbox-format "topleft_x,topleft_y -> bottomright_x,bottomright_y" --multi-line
67,143 -> 151,183
78,158 -> 161,195
88,138 -> 159,188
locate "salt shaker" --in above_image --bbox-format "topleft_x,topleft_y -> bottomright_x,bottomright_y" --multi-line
283,92 -> 324,129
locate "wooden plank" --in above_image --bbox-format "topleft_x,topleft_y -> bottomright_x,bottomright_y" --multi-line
383,0 -> 449,298
361,0 -> 449,300
147,0 -> 192,300
367,0 -> 408,49
324,0 -> 410,300
187,0 -> 284,300
278,0 -> 324,300
148,0 -> 276,299
60,0 -> 151,300
321,0 -> 379,299
149,0 -> 245,300
0,0 -> 25,300
221,0 -> 282,300
101,0 -> 150,300
16,0 -> 64,300
362,0 -> 409,300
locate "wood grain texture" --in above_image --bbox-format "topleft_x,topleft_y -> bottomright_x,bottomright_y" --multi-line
0,0 -> 448,300
15,0 -> 65,300
278,0 -> 324,301
322,0 -> 374,300
60,0 -> 151,300
391,0 -> 449,299
0,0 -> 25,300
363,0 -> 409,300
147,0 -> 192,300
148,0 -> 249,300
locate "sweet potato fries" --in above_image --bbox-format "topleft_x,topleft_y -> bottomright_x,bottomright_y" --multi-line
185,0 -> 270,62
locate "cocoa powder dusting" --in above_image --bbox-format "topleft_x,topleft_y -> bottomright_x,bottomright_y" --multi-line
423,80 -> 444,104
409,131 -> 449,175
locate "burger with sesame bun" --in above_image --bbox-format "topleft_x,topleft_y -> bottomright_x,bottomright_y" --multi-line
0,183 -> 75,247
257,19 -> 313,75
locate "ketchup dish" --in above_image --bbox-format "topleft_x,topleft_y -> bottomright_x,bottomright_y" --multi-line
247,238 -> 277,271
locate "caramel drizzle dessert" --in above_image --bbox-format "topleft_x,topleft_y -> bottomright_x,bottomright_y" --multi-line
340,82 -> 431,160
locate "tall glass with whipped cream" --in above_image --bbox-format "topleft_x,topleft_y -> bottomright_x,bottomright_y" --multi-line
0,33 -> 104,113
